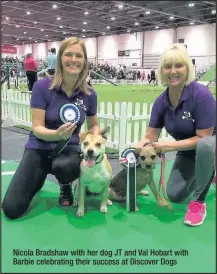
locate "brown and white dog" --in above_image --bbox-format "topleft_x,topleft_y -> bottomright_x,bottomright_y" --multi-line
109,143 -> 172,211
73,126 -> 112,217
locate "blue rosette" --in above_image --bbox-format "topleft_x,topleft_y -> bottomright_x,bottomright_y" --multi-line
59,103 -> 80,124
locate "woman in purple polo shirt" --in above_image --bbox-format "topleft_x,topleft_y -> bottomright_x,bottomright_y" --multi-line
136,43 -> 216,226
2,37 -> 100,219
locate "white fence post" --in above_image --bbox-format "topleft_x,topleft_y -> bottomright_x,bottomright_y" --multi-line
119,102 -> 127,156
2,89 -> 13,127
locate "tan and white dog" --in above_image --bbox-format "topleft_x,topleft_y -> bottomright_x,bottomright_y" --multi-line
74,126 -> 112,217
109,144 -> 172,211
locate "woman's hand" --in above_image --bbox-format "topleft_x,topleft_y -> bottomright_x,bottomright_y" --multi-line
152,141 -> 174,154
56,122 -> 77,140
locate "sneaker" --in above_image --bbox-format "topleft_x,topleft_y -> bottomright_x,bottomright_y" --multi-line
184,200 -> 206,226
59,183 -> 73,206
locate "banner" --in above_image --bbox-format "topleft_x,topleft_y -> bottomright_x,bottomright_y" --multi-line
1,45 -> 17,54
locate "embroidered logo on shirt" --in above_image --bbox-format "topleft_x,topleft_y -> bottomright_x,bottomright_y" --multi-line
74,99 -> 87,111
182,111 -> 195,122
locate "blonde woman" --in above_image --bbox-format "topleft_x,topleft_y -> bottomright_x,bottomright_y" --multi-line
2,37 -> 100,219
136,43 -> 216,226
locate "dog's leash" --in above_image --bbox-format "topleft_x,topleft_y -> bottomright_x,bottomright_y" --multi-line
48,138 -> 71,158
158,153 -> 173,210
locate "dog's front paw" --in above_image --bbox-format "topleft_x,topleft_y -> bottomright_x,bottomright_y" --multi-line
140,189 -> 150,196
100,204 -> 108,213
73,201 -> 78,207
106,199 -> 112,206
157,198 -> 172,210
76,207 -> 85,217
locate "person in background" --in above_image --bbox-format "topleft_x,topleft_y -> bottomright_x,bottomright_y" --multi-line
149,69 -> 156,84
2,37 -> 100,220
136,43 -> 216,226
24,53 -> 38,91
47,48 -> 57,76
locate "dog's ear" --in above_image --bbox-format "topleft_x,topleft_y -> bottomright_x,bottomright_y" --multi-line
134,147 -> 141,158
100,126 -> 110,140
79,132 -> 89,142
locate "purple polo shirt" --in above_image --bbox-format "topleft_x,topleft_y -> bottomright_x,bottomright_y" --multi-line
149,81 -> 216,153
25,77 -> 97,150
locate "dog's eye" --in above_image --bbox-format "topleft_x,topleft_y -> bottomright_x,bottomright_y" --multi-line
83,141 -> 88,146
151,155 -> 156,159
140,156 -> 145,160
96,142 -> 101,147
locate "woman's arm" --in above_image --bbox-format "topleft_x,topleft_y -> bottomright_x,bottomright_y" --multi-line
153,127 -> 214,153
86,115 -> 100,135
32,108 -> 76,141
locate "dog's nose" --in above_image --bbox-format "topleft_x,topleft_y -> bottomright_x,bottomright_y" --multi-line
87,149 -> 94,156
146,164 -> 151,169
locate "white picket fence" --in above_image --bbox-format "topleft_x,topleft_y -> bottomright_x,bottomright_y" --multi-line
1,86 -> 172,155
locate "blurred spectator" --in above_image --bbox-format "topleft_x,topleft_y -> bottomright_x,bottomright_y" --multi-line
47,48 -> 57,76
24,53 -> 38,91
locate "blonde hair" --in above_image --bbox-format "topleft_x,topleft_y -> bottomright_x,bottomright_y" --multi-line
49,37 -> 89,94
157,43 -> 196,86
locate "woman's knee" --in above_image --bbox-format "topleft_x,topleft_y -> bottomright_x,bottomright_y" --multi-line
2,197 -> 29,220
52,156 -> 81,182
166,186 -> 186,203
196,136 -> 215,156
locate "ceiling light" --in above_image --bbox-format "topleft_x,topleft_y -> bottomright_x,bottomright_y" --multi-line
211,10 -> 216,14
189,3 -> 195,7
41,29 -> 44,31
16,25 -> 19,28
27,11 -> 31,15
82,29 -> 86,32
135,22 -> 139,25
118,4 -> 123,9
111,17 -> 115,20
84,11 -> 89,15
83,21 -> 87,24
24,32 -> 27,34
190,21 -> 194,25
63,32 -> 66,34
53,4 -> 57,9
48,40 -> 50,41
155,26 -> 159,29
34,21 -> 37,24
83,35 -> 85,37
46,34 -> 48,37
35,40 -> 37,42
60,25 -> 63,28
57,17 -> 61,20
145,11 -> 150,14
17,38 -> 19,40
6,17 -> 9,20
107,26 -> 110,29
170,16 -> 174,20
29,37 -> 32,39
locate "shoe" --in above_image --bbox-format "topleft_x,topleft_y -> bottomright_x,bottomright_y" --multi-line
59,183 -> 73,206
184,200 -> 206,226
